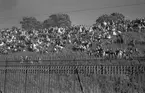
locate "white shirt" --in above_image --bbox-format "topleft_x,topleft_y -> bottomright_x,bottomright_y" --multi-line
0,42 -> 4,46
113,31 -> 117,36
103,21 -> 107,26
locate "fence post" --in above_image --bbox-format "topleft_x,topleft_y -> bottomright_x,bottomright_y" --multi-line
73,59 -> 75,93
4,57 -> 8,93
24,63 -> 28,93
93,65 -> 97,93
48,65 -> 50,93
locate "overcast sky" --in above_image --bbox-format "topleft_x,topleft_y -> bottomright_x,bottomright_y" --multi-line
0,0 -> 145,29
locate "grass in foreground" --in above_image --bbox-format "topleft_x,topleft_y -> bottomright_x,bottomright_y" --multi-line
0,70 -> 145,93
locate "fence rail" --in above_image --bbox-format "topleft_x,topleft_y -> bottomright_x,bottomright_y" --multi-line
0,65 -> 145,74
0,56 -> 145,62
0,64 -> 145,93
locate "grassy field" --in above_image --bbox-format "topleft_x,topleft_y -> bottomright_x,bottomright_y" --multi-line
0,50 -> 144,66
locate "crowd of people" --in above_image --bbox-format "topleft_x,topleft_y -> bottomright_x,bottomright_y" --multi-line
0,18 -> 145,60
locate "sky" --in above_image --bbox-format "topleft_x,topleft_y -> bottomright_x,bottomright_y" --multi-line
0,0 -> 145,29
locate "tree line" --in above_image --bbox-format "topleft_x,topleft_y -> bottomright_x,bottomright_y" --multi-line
18,12 -> 128,30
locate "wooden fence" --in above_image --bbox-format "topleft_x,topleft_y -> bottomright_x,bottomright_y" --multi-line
0,63 -> 145,93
